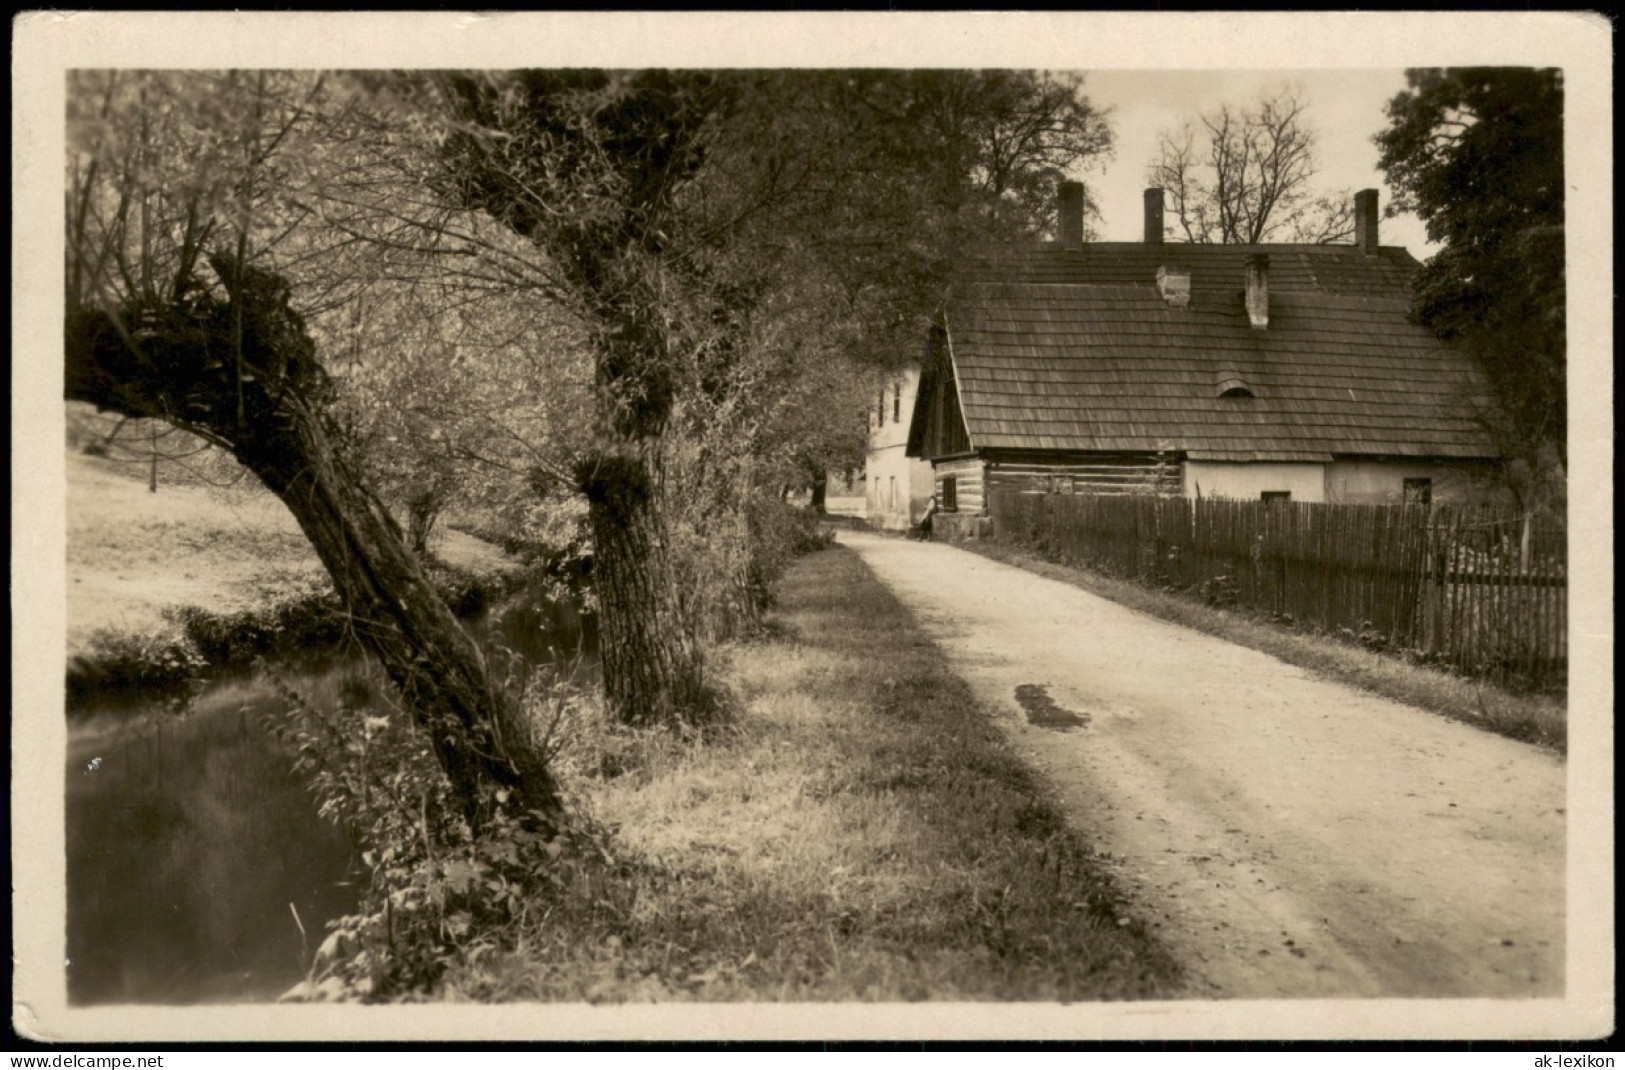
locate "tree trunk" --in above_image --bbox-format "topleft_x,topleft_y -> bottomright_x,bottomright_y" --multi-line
802,459 -> 828,514
65,270 -> 562,833
241,411 -> 561,829
576,449 -> 712,726
406,484 -> 442,559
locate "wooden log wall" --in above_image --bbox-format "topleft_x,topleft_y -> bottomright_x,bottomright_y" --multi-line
935,457 -> 987,515
986,454 -> 1182,499
990,489 -> 1567,692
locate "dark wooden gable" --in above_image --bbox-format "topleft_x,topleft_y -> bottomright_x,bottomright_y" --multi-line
906,325 -> 973,460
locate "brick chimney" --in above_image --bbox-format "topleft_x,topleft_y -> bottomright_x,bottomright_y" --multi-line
1245,253 -> 1269,329
1144,187 -> 1165,244
1057,181 -> 1085,246
1354,188 -> 1380,255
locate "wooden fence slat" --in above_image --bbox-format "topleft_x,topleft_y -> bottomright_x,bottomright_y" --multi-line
987,488 -> 1566,691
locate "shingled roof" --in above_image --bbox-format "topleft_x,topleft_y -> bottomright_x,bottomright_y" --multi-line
932,241 -> 1499,463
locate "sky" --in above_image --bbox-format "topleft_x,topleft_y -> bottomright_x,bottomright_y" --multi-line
1074,69 -> 1434,258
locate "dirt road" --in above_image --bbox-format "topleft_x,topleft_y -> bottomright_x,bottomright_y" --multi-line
840,530 -> 1565,998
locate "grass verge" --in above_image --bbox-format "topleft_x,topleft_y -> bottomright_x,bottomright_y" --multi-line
959,538 -> 1566,753
439,545 -> 1182,1002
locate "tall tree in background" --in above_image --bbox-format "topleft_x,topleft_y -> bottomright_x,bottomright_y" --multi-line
332,282 -> 592,559
1375,67 -> 1566,492
1147,87 -> 1352,244
897,70 -> 1114,237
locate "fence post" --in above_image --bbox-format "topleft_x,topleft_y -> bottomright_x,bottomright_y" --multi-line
1422,515 -> 1450,657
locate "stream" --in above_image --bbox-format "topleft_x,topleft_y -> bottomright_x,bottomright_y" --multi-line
65,584 -> 594,1005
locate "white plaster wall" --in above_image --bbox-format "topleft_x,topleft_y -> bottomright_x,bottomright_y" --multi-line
1183,461 -> 1326,502
1323,460 -> 1482,504
865,369 -> 933,530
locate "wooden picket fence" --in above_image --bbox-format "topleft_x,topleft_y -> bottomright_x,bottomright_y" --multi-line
988,490 -> 1567,692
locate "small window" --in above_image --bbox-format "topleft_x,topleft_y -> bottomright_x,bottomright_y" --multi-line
941,476 -> 958,512
1260,491 -> 1291,503
1403,477 -> 1433,505
893,385 -> 901,423
878,390 -> 886,425
888,476 -> 897,510
1220,386 -> 1255,399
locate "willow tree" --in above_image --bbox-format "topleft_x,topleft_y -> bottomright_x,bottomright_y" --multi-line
64,70 -> 563,831
430,71 -> 731,728
429,69 -> 1115,725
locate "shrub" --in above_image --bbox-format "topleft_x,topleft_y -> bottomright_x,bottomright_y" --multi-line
266,660 -> 599,1000
1198,574 -> 1238,608
745,497 -> 835,603
167,582 -> 345,667
68,627 -> 205,698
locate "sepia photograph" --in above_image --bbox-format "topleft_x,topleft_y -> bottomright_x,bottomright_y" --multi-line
11,10 -> 1613,1046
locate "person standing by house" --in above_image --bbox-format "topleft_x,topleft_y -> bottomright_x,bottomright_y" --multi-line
914,494 -> 938,541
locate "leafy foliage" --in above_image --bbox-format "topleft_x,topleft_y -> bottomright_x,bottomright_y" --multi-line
420,70 -> 1114,723
265,659 -> 602,999
69,626 -> 207,699
1375,68 -> 1566,486
67,69 -> 569,830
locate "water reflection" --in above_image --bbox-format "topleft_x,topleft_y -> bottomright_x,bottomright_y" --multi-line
65,582 -> 593,1004
66,677 -> 360,1004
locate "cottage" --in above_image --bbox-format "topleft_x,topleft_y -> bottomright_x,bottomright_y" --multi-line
905,184 -> 1500,537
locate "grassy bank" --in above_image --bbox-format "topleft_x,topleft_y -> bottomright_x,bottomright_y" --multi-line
959,538 -> 1566,753
65,450 -> 526,696
440,546 -> 1182,1002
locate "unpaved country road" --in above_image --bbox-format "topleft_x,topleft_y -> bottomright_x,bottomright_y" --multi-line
840,530 -> 1565,998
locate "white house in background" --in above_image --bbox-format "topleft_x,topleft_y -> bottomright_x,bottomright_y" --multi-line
865,368 -> 935,532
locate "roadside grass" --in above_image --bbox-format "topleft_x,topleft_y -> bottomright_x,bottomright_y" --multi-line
440,546 -> 1182,1002
959,538 -> 1566,753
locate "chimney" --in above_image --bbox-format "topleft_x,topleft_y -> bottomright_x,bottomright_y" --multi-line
1354,188 -> 1379,255
1144,187 -> 1165,244
1057,181 -> 1085,246
1245,254 -> 1269,329
1156,265 -> 1191,308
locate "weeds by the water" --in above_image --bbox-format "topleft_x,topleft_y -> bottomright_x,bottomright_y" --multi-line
435,547 -> 1181,1002
962,539 -> 1566,753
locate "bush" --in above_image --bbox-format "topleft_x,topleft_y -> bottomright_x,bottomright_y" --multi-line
267,662 -> 600,1000
167,582 -> 346,667
1198,574 -> 1239,608
67,627 -> 205,699
745,497 -> 835,605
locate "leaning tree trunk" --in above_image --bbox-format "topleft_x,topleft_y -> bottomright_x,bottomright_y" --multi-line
576,448 -> 712,726
65,261 -> 562,832
240,410 -> 561,829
